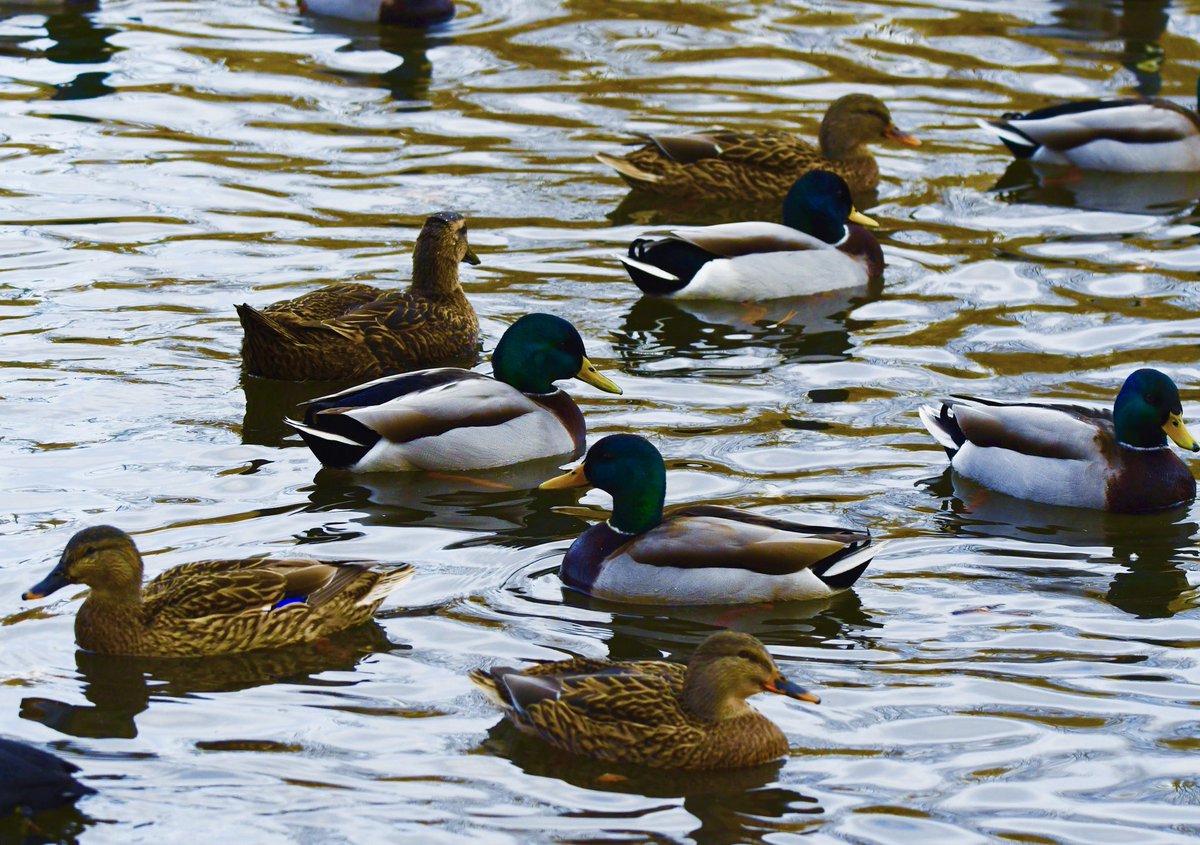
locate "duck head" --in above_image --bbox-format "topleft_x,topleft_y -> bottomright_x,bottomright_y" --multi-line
819,93 -> 920,159
492,313 -> 622,396
540,433 -> 665,535
410,211 -> 480,293
782,170 -> 878,244
683,631 -> 819,722
1113,368 -> 1199,452
24,525 -> 144,601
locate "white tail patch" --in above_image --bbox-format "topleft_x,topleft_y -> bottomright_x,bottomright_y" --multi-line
919,405 -> 960,452
620,255 -> 679,282
819,540 -> 886,581
596,152 -> 661,183
284,418 -> 363,446
976,118 -> 1035,149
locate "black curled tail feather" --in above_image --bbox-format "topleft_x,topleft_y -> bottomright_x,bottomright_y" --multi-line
621,237 -> 717,295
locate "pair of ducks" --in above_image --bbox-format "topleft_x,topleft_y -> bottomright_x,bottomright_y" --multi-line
19,524 -> 821,771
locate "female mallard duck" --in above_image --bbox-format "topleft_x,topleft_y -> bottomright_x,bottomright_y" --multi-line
539,434 -> 882,604
620,170 -> 882,300
236,211 -> 480,381
300,0 -> 453,25
0,739 -> 94,815
21,526 -> 414,658
471,630 -> 818,770
979,79 -> 1200,171
286,313 -> 623,472
919,368 -> 1199,512
596,94 -> 920,200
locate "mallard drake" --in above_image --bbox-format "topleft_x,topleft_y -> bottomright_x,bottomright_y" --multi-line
978,79 -> 1200,171
285,313 -> 623,472
0,739 -> 94,815
21,526 -> 414,657
300,0 -> 453,25
471,630 -> 818,770
236,211 -> 480,381
919,368 -> 1199,512
620,170 -> 882,300
539,434 -> 882,604
596,94 -> 920,200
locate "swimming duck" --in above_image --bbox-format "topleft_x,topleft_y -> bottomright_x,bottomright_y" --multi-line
286,313 -> 623,472
978,79 -> 1200,172
300,0 -> 454,25
236,211 -> 480,381
919,368 -> 1199,512
620,170 -> 882,300
596,94 -> 920,200
471,630 -> 817,770
0,738 -> 94,815
539,434 -> 882,604
22,526 -> 414,658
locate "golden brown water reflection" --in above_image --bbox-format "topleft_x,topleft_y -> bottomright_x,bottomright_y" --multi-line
2,0 -> 1200,842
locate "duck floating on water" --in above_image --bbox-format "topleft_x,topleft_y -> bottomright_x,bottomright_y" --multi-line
471,630 -> 818,770
978,79 -> 1200,172
540,434 -> 883,604
620,170 -> 882,300
597,94 -> 919,200
22,526 -> 414,657
237,211 -> 479,381
286,313 -> 623,472
919,368 -> 1199,512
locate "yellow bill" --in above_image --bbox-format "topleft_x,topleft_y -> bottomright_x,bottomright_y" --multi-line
849,208 -> 878,228
1163,413 -> 1200,452
539,463 -> 590,490
575,357 -> 622,394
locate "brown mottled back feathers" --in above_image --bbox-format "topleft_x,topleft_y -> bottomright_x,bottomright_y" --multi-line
471,657 -> 789,770
604,130 -> 880,200
77,558 -> 413,658
237,285 -> 478,382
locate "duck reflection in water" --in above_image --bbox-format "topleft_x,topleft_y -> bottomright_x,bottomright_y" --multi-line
480,729 -> 822,845
990,161 -> 1200,216
0,0 -> 118,100
20,624 -> 397,740
1020,0 -> 1171,95
303,459 -> 588,548
614,282 -> 880,376
922,470 -> 1198,619
300,11 -> 454,107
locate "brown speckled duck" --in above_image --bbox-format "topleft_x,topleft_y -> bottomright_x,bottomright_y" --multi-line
22,526 -> 413,657
597,94 -> 920,200
236,211 -> 480,381
471,631 -> 819,770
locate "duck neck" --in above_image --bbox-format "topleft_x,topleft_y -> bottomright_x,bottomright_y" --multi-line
819,123 -> 867,161
682,664 -> 752,723
607,472 -> 665,535
410,239 -> 465,299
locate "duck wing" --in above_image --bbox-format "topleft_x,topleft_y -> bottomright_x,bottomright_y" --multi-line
921,397 -> 1106,459
643,130 -> 813,168
668,222 -> 825,258
626,506 -> 871,576
482,665 -> 687,726
983,98 -> 1200,154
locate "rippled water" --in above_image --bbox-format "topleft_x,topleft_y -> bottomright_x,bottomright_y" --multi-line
2,0 -> 1200,841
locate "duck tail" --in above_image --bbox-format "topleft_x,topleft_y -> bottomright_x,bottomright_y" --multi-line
359,563 -> 415,608
812,537 -> 883,592
285,416 -> 377,469
621,238 -> 708,295
236,303 -> 296,342
919,403 -> 965,457
596,151 -> 661,187
975,117 -> 1038,159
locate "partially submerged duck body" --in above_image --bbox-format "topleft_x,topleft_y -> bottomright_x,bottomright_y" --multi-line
237,211 -> 479,381
920,368 -> 1198,512
541,434 -> 883,604
598,94 -> 919,200
286,313 -> 622,472
23,526 -> 414,657
471,630 -> 819,770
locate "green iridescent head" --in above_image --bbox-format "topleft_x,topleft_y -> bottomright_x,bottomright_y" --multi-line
1112,368 -> 1199,451
782,170 -> 878,245
540,433 -> 665,534
491,313 -> 622,396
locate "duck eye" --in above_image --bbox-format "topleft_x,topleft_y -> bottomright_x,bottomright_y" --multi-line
737,649 -> 755,661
